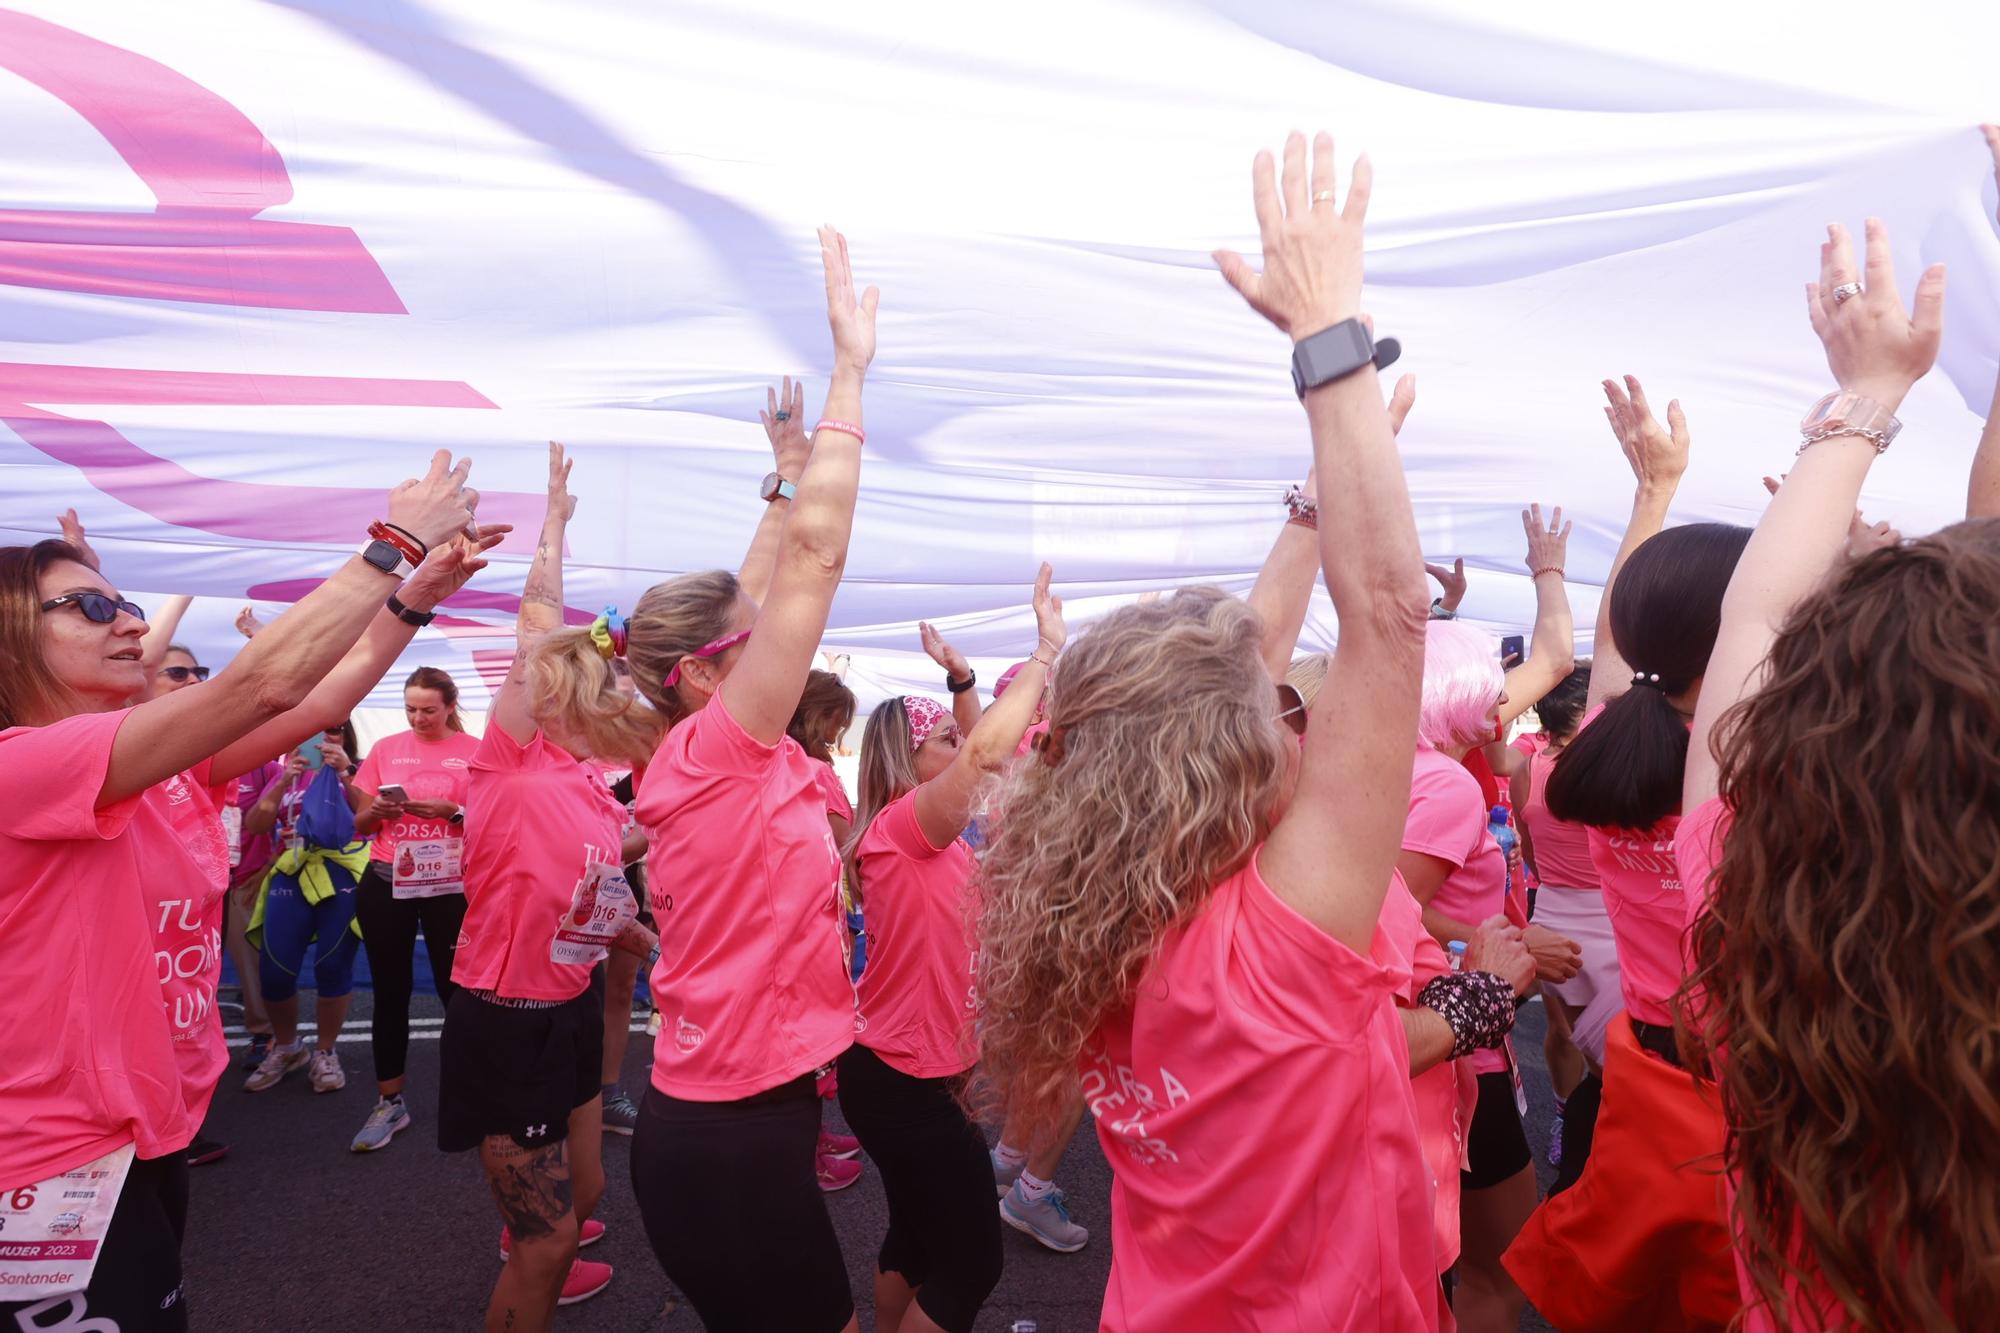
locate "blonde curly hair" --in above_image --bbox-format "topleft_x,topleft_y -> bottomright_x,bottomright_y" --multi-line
971,586 -> 1289,1136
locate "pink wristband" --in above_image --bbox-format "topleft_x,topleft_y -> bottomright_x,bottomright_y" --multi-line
814,419 -> 866,446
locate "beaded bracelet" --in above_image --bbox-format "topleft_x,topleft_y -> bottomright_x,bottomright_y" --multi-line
1529,565 -> 1564,579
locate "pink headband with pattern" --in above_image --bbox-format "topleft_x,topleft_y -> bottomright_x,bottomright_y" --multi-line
904,696 -> 949,749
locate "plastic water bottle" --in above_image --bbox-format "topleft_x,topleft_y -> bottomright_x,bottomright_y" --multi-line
1448,940 -> 1467,971
1489,805 -> 1518,898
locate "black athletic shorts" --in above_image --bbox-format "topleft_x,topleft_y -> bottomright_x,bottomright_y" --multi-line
438,968 -> 605,1153
629,1072 -> 853,1333
1461,1070 -> 1533,1190
836,1044 -> 1002,1333
0,1151 -> 189,1332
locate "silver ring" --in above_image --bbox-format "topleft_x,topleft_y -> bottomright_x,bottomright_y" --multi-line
773,410 -> 791,422
1831,282 -> 1862,305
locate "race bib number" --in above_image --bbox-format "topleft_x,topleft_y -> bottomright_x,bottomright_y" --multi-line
222,804 -> 244,868
392,837 -> 464,899
0,1143 -> 135,1300
550,860 -> 638,966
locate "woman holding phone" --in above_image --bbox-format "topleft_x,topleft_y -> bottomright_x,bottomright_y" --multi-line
349,667 -> 480,1153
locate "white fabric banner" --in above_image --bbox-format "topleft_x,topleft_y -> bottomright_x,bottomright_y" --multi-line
3,0 -> 1996,711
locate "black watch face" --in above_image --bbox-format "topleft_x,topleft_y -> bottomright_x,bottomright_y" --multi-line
363,539 -> 401,572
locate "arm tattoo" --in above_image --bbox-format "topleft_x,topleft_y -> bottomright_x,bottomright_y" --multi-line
520,537 -> 563,611
482,1136 -> 572,1239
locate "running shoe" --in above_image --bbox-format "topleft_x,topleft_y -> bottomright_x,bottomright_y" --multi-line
309,1048 -> 346,1094
557,1258 -> 613,1306
601,1091 -> 639,1137
991,1147 -> 1026,1199
818,1129 -> 861,1160
241,1032 -> 272,1070
350,1096 -> 411,1152
1000,1182 -> 1089,1253
184,1134 -> 228,1168
243,1041 -> 309,1092
816,1153 -> 863,1192
500,1218 -> 605,1262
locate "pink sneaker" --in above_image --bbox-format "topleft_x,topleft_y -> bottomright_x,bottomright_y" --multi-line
499,1217 -> 605,1262
818,1129 -> 861,1161
817,1153 -> 863,1192
558,1258 -> 613,1306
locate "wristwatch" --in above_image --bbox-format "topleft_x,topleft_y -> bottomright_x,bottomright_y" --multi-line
1799,391 -> 1900,454
1429,599 -> 1457,621
1291,319 -> 1402,400
386,592 -> 436,627
358,538 -> 416,580
759,472 -> 797,503
946,670 -> 977,695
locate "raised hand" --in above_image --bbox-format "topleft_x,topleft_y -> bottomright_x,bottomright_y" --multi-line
918,621 -> 972,681
1424,558 -> 1466,613
1603,375 -> 1689,491
400,526 -> 512,610
1521,503 -> 1571,576
1031,562 -> 1067,655
1387,373 -> 1416,437
1805,219 -> 1945,408
1215,130 -> 1371,339
57,508 -> 101,571
546,441 -> 576,523
386,450 -> 477,550
235,605 -> 265,640
760,376 -> 811,478
820,226 -> 878,375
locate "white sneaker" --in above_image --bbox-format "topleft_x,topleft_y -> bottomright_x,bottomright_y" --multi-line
309,1048 -> 346,1093
243,1042 -> 308,1093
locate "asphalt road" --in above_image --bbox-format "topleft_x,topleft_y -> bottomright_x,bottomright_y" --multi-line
186,982 -> 1560,1331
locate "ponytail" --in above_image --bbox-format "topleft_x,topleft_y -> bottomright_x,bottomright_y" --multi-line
523,627 -> 667,768
1544,683 -> 1693,828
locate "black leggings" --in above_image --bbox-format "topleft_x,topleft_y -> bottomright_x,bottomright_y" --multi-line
0,1152 -> 190,1332
629,1074 -> 852,1333
836,1044 -> 1002,1333
354,862 -> 465,1084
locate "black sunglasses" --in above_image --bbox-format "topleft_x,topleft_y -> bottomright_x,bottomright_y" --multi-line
160,665 -> 211,682
41,592 -> 147,624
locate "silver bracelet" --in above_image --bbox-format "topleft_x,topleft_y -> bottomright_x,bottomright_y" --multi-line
1282,484 -> 1319,529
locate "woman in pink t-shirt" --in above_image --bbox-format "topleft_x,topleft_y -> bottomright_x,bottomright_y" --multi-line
0,460 -> 483,1330
520,235 -> 875,1333
1398,617 -> 1581,1333
835,572 -> 1062,1333
347,665 -> 482,1154
976,135 -> 1446,1332
1506,374 -> 1750,1329
1677,217 -> 1985,1329
440,444 -> 663,1326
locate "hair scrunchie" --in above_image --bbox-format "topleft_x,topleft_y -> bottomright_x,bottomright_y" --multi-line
1417,969 -> 1518,1060
588,606 -> 627,660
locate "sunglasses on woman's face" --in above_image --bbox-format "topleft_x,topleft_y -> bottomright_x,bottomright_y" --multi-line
40,592 -> 147,625
1275,684 -> 1308,737
160,665 -> 211,683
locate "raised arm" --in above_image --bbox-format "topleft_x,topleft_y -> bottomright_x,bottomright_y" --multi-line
1217,132 -> 1430,956
490,442 -> 575,745
241,754 -> 306,836
738,377 -> 814,604
919,621 -> 984,735
102,454 -> 477,804
1497,504 -> 1575,724
1688,220 -> 1944,810
1586,376 -> 1690,715
210,525 -> 507,786
720,229 -> 876,746
913,566 -> 1064,848
1969,127 -> 2000,519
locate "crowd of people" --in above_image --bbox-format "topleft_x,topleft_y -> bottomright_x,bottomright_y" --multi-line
2,124 -> 1997,1333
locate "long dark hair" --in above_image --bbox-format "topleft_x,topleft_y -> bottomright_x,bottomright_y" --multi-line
786,669 -> 855,764
1532,660 -> 1592,742
404,666 -> 464,732
1683,519 -> 2000,1329
1545,524 -> 1748,829
0,540 -> 93,728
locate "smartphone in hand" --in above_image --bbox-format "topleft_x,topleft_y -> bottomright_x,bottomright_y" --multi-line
1500,634 -> 1526,670
377,783 -> 410,804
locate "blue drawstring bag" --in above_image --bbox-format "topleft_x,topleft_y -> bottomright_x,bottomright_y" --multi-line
295,763 -> 357,850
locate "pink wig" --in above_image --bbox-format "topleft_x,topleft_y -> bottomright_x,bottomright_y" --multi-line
1419,620 -> 1504,751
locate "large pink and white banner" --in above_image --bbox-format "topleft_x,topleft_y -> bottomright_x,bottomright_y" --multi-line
4,1 -> 1996,709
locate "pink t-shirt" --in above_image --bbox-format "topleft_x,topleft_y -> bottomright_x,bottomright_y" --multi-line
0,712 -> 228,1182
1088,850 -> 1439,1331
1377,871 -> 1475,1274
456,727 -> 628,1001
637,697 -> 852,1101
1403,744 -> 1509,1075
1586,821 -> 1685,1028
352,729 -> 479,864
853,791 -> 977,1078
813,761 -> 853,823
220,758 -> 284,891
1521,746 -> 1600,890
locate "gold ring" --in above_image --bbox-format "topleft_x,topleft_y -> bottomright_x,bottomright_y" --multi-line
1312,190 -> 1335,204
